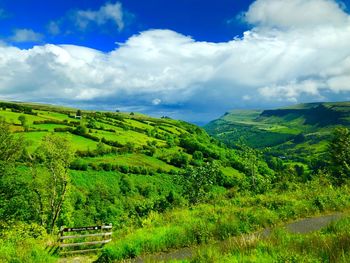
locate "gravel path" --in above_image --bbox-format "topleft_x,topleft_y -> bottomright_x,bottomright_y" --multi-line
129,212 -> 344,263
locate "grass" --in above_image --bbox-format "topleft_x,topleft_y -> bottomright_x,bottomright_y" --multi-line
188,213 -> 350,262
0,109 -> 45,124
98,180 -> 350,261
31,123 -> 69,131
19,132 -> 101,152
35,110 -> 71,121
92,129 -> 159,146
3,100 -> 350,263
0,223 -> 57,263
84,153 -> 177,172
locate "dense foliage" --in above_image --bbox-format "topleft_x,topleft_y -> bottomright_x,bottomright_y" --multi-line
1,101 -> 350,262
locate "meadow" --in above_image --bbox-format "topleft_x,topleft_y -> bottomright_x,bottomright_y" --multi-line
1,101 -> 350,262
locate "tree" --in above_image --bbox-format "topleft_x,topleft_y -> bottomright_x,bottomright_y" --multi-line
31,134 -> 74,233
328,127 -> 350,184
74,125 -> 87,135
170,152 -> 189,168
18,115 -> 27,127
76,109 -> 82,117
0,119 -> 23,168
240,144 -> 258,190
178,162 -> 221,205
0,120 -> 33,223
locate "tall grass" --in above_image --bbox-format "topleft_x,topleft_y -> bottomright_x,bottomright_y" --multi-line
98,182 -> 350,261
190,215 -> 350,262
0,223 -> 57,263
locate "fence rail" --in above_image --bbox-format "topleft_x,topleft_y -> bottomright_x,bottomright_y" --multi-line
59,224 -> 112,255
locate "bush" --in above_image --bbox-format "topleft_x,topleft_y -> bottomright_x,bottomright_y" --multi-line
170,153 -> 189,168
70,159 -> 88,171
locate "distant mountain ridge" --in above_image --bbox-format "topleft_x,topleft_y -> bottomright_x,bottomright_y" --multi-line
259,103 -> 350,127
204,101 -> 350,165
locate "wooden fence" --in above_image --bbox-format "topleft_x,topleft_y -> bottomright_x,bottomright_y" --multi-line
59,224 -> 113,255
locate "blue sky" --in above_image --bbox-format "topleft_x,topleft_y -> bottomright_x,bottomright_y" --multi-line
0,0 -> 252,50
1,0 -> 350,123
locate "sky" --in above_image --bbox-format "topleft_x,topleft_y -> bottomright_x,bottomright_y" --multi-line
1,0 -> 350,123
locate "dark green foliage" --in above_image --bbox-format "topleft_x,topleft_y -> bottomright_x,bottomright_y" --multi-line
70,159 -> 88,171
54,127 -> 73,132
293,133 -> 306,143
18,115 -> 27,126
143,145 -> 156,156
328,127 -> 350,184
0,102 -> 34,115
261,104 -> 346,126
170,152 -> 189,168
0,120 -> 23,166
87,118 -> 97,129
33,119 -> 70,125
204,102 -> 350,175
178,162 -> 221,204
3,100 -> 350,262
0,121 -> 35,223
73,125 -> 87,135
193,151 -> 203,161
31,134 -> 74,233
294,164 -> 304,177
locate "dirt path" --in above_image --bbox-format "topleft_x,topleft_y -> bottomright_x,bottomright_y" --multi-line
129,212 -> 344,263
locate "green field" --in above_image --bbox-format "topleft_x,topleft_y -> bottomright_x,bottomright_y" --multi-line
1,100 -> 350,262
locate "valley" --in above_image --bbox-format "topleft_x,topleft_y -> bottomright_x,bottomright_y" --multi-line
1,101 -> 350,262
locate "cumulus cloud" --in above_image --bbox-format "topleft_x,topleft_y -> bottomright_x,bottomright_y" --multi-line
10,29 -> 43,43
1,0 -> 350,121
244,0 -> 348,29
259,80 -> 325,102
75,1 -> 124,31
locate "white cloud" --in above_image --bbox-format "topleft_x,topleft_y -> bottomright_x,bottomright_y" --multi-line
245,0 -> 348,29
75,1 -> 124,31
259,80 -> 325,101
1,0 -> 350,121
327,76 -> 350,92
47,21 -> 60,35
152,98 -> 162,105
10,29 -> 43,43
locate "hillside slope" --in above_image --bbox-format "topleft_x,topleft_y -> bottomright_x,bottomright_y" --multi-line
3,101 -> 350,262
205,102 -> 350,165
0,101 -> 275,227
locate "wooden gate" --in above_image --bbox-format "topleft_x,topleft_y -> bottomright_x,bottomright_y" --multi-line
59,224 -> 113,255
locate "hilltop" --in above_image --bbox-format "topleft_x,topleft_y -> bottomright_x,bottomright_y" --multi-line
205,101 -> 350,166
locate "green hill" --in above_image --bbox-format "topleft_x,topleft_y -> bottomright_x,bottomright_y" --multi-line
205,102 -> 350,166
0,100 -> 268,226
2,101 -> 350,262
